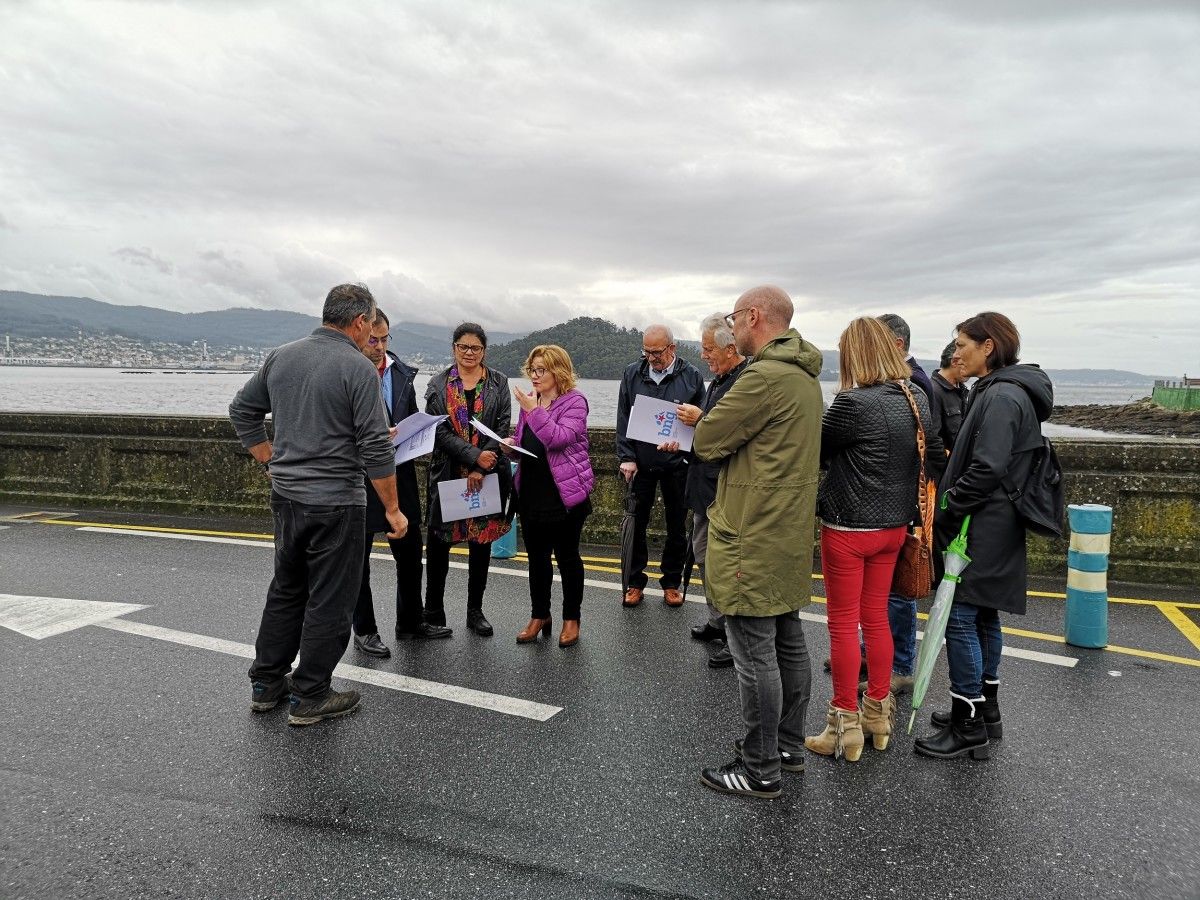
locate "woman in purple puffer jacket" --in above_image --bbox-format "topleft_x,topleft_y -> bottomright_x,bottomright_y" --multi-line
502,344 -> 595,648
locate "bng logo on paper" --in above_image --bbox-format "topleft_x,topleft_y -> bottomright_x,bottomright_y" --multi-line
654,410 -> 677,438
461,489 -> 483,512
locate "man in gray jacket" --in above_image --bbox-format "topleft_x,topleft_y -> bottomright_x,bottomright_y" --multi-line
229,283 -> 406,726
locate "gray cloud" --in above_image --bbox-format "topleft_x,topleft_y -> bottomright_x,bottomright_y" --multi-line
0,1 -> 1196,372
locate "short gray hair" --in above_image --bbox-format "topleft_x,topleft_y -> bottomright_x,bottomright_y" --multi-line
701,313 -> 735,349
322,283 -> 376,328
644,323 -> 674,344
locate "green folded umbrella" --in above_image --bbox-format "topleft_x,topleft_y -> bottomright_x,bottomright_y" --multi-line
907,514 -> 972,734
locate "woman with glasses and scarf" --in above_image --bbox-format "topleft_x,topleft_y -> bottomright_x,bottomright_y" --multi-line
423,323 -> 512,637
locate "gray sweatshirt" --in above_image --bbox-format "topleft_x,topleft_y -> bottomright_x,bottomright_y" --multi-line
229,327 -> 394,506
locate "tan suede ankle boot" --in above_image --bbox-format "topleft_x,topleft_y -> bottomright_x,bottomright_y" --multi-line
804,703 -> 864,761
860,692 -> 897,751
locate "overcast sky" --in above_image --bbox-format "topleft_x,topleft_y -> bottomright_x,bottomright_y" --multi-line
1,1 -> 1197,373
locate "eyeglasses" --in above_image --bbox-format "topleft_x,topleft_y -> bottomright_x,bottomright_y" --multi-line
367,334 -> 390,346
641,345 -> 673,359
526,367 -> 548,378
454,342 -> 485,354
724,308 -> 752,328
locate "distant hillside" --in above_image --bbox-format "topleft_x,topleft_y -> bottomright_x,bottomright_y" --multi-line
487,317 -> 704,380
0,291 -> 522,361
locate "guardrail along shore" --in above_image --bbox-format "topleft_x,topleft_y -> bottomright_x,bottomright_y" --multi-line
2,413 -> 1197,585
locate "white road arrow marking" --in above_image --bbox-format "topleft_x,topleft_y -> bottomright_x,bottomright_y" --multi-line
0,593 -> 561,721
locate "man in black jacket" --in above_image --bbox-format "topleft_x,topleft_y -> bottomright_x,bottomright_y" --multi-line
616,324 -> 706,608
352,311 -> 452,659
875,313 -> 937,694
668,314 -> 747,667
931,340 -> 969,452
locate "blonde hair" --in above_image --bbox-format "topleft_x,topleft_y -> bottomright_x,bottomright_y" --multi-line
523,344 -> 577,393
838,317 -> 911,390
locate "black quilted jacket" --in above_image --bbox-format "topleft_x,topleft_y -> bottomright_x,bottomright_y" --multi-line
817,381 -> 946,529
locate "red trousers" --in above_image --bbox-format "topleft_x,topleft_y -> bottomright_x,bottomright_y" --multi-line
820,525 -> 907,710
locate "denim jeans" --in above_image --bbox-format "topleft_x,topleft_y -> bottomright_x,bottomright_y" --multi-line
724,611 -> 812,783
944,601 -> 1003,697
250,493 -> 366,700
888,592 -> 918,676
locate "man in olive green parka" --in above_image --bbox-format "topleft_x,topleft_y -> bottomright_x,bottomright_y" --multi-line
692,285 -> 823,799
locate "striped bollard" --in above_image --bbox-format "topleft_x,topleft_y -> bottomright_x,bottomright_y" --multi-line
1064,503 -> 1112,648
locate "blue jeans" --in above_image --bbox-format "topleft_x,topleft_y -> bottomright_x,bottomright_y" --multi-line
888,592 -> 917,676
944,602 -> 1003,697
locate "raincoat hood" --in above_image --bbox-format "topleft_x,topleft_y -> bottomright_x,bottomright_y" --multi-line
753,328 -> 824,379
977,364 -> 1054,423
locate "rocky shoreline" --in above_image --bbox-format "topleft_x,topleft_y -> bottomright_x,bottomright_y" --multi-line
1051,399 -> 1199,438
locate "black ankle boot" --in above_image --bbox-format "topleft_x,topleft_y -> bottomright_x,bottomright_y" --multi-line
930,680 -> 1002,738
914,695 -> 990,760
467,608 -> 493,637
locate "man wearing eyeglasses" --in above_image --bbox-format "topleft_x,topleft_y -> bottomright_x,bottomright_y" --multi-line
692,285 -> 822,799
351,311 -> 452,660
615,323 -> 706,608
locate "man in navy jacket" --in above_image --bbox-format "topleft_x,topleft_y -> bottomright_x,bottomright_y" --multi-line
352,311 -> 452,658
616,324 -> 706,608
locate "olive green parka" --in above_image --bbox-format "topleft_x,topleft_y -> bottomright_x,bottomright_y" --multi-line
692,328 -> 823,617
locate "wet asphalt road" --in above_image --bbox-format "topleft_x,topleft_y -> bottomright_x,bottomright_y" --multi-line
1,506 -> 1198,900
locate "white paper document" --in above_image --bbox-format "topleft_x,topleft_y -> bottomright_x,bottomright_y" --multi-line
392,412 -> 446,464
437,473 -> 502,522
471,417 -> 537,458
625,394 -> 695,451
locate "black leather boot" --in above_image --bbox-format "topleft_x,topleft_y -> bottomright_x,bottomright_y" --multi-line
914,694 -> 990,760
467,608 -> 493,637
930,679 -> 1002,738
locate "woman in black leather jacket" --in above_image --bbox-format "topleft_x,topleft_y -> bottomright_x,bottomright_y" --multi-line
805,317 -> 943,762
423,323 -> 512,637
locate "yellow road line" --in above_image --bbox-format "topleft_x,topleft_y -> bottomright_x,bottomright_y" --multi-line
40,518 -> 274,540
1159,605 -> 1200,654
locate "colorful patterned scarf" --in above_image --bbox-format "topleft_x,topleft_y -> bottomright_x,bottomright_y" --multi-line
439,366 -> 510,545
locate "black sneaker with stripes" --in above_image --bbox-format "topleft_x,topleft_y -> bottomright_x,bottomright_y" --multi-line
734,738 -> 805,773
700,759 -> 782,799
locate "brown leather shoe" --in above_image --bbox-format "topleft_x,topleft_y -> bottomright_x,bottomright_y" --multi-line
622,587 -> 643,607
559,619 -> 580,647
516,617 -> 552,643
663,588 -> 684,607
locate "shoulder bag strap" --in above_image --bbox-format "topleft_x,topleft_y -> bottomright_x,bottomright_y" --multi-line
897,381 -> 932,537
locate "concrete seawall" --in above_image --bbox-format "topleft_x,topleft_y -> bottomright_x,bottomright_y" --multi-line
2,412 -> 1197,585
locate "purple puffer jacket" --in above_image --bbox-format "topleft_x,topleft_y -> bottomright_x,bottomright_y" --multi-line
513,389 -> 595,510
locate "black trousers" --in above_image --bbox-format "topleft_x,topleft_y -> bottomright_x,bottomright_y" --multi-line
522,503 -> 590,621
424,532 -> 492,624
249,493 -> 365,700
630,466 -> 688,591
353,520 -> 424,636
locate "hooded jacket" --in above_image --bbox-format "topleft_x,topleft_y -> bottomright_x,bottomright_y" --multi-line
934,364 -> 1054,614
693,329 -> 824,617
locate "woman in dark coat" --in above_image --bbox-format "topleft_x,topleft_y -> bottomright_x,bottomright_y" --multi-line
915,312 -> 1053,761
424,323 -> 512,637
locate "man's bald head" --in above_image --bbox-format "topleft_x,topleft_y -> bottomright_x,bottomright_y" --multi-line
736,285 -> 793,328
729,285 -> 794,356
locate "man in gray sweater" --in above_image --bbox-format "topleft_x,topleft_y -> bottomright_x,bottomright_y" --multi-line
229,283 -> 406,726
